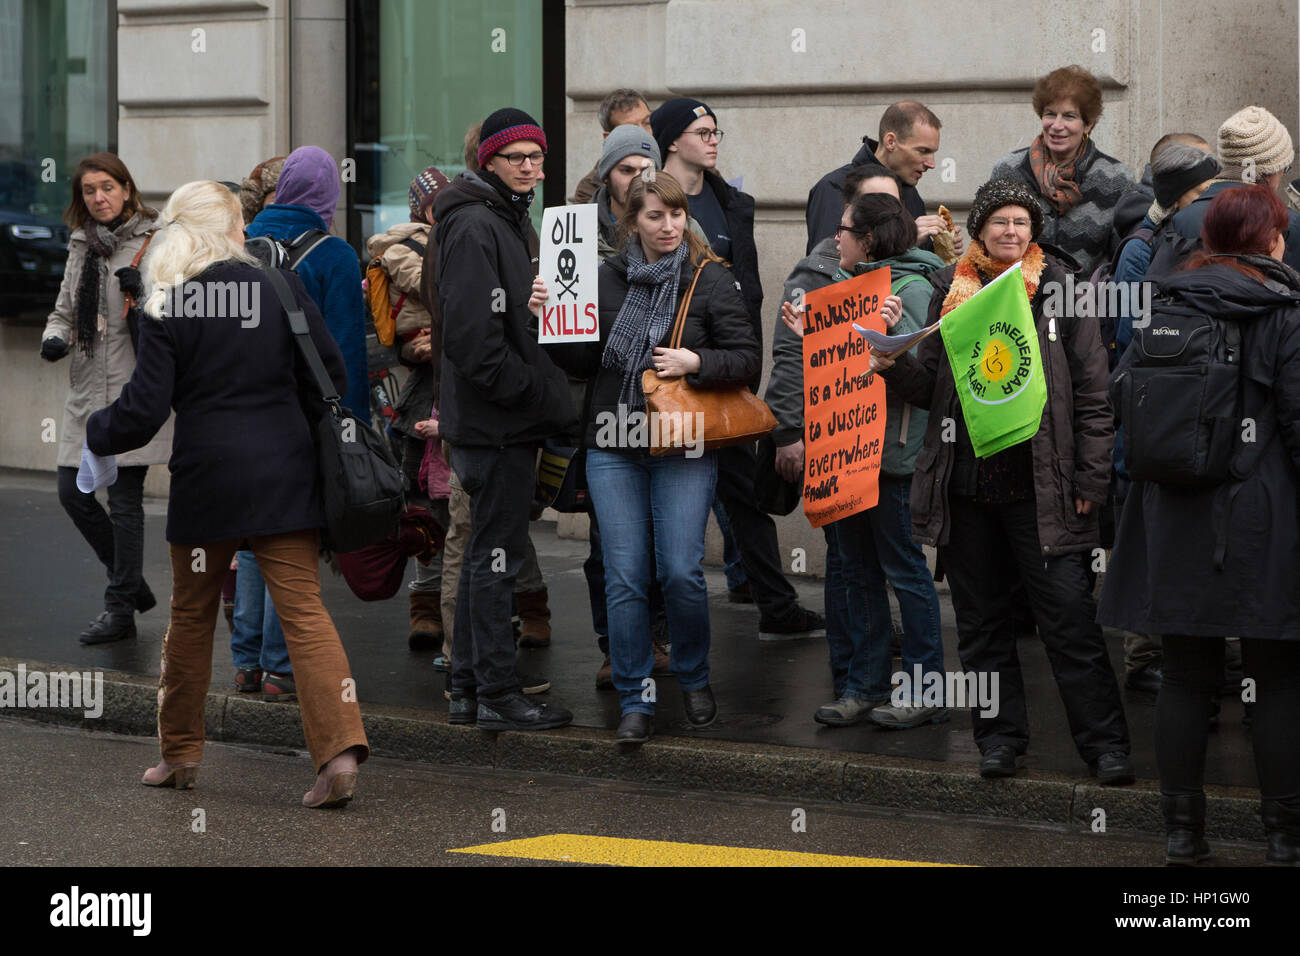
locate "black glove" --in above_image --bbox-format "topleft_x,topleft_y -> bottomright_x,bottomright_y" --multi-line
40,336 -> 70,362
114,265 -> 145,301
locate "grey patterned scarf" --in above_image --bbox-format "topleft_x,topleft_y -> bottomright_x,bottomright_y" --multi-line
602,237 -> 689,409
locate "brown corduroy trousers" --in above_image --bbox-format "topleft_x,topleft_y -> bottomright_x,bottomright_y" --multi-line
161,530 -> 368,773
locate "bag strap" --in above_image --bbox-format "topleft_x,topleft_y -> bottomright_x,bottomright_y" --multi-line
261,264 -> 342,404
399,237 -> 427,258
890,273 -> 927,296
119,231 -> 155,321
284,229 -> 330,272
669,263 -> 708,350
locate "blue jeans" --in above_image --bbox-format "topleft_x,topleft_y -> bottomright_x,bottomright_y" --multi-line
586,448 -> 717,716
833,474 -> 943,701
822,522 -> 851,697
230,550 -> 291,675
711,495 -> 746,591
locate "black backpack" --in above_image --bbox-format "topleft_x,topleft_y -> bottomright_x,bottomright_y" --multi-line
245,228 -> 329,272
1110,292 -> 1243,487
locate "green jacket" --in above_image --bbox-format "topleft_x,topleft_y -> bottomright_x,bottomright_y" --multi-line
844,247 -> 943,476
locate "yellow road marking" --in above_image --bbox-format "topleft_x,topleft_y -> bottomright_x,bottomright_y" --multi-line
448,834 -> 959,867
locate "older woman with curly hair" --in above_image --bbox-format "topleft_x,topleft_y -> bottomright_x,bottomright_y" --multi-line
990,65 -> 1134,276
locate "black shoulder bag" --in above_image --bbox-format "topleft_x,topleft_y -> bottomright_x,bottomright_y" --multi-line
261,265 -> 404,553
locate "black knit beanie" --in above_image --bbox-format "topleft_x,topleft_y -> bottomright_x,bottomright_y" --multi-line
477,108 -> 547,169
966,178 -> 1045,240
650,97 -> 717,159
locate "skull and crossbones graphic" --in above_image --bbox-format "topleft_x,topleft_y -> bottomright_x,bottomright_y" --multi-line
555,248 -> 580,300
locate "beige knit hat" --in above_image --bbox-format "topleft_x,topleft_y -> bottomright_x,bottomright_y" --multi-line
1218,106 -> 1294,179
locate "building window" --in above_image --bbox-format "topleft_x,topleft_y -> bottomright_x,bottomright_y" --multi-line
0,0 -> 114,322
348,0 -> 563,248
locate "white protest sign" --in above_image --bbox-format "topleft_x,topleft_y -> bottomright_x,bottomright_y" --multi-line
539,204 -> 599,343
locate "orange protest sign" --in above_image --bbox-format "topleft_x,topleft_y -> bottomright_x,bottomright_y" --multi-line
801,269 -> 890,528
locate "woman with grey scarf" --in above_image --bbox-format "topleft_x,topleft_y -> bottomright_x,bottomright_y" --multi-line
538,172 -> 760,743
40,152 -> 169,646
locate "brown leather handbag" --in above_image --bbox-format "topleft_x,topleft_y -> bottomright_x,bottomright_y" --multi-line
640,263 -> 777,456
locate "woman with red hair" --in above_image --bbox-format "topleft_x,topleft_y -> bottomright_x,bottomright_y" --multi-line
1101,185 -> 1300,866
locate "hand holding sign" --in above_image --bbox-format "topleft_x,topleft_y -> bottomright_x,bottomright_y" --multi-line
538,205 -> 599,343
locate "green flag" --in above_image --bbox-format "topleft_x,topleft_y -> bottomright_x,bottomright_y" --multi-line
939,262 -> 1046,458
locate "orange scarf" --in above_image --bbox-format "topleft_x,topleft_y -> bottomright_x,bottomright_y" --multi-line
940,241 -> 1045,317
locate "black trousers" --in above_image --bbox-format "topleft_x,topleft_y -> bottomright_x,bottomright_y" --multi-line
940,495 -> 1130,763
1158,635 -> 1300,805
448,444 -> 536,698
714,442 -> 799,621
57,464 -> 148,617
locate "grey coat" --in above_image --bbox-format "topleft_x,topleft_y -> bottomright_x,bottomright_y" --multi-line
43,212 -> 173,468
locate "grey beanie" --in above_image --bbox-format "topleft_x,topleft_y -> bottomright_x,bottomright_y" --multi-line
598,124 -> 662,181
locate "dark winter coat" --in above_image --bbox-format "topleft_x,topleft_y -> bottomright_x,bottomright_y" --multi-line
1170,180 -> 1300,272
804,137 -> 929,255
432,171 -> 576,447
882,252 -> 1113,555
700,170 -> 764,351
246,203 -> 369,425
85,261 -> 349,545
547,254 -> 761,452
989,139 -> 1135,278
1099,258 -> 1300,640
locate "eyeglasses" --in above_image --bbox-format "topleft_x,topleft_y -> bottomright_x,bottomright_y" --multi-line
985,217 -> 1033,231
688,129 -> 725,143
497,151 -> 546,167
835,225 -> 868,238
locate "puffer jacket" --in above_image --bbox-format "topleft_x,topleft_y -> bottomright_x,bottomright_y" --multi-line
365,221 -> 432,362
367,221 -> 434,438
547,254 -> 761,453
43,211 -> 173,468
882,248 -> 1113,555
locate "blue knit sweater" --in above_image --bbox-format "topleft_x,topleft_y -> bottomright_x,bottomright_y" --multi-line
246,204 -> 370,424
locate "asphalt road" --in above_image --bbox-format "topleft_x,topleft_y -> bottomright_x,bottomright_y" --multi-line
0,719 -> 1266,869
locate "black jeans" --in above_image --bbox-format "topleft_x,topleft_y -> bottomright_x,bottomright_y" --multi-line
714,442 -> 799,621
57,464 -> 148,617
940,495 -> 1130,763
1158,635 -> 1300,804
448,444 -> 536,698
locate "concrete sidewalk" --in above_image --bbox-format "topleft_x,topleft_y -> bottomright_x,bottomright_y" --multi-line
0,468 -> 1267,840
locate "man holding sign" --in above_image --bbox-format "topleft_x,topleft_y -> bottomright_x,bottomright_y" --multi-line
867,178 -> 1133,784
781,194 -> 947,730
434,107 -> 577,732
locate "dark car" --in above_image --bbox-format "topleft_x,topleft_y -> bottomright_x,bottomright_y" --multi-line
0,160 -> 70,324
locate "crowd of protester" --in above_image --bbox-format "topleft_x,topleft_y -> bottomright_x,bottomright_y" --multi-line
38,65 -> 1300,863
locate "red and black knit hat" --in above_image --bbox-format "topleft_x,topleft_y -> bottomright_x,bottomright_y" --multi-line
476,108 -> 547,169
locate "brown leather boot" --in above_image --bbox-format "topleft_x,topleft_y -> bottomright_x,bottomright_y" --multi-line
516,587 -> 552,648
408,590 -> 443,651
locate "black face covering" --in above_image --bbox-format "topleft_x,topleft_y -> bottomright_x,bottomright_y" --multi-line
478,168 -> 535,210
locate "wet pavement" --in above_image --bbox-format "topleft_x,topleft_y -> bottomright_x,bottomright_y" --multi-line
0,468 -> 1260,788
